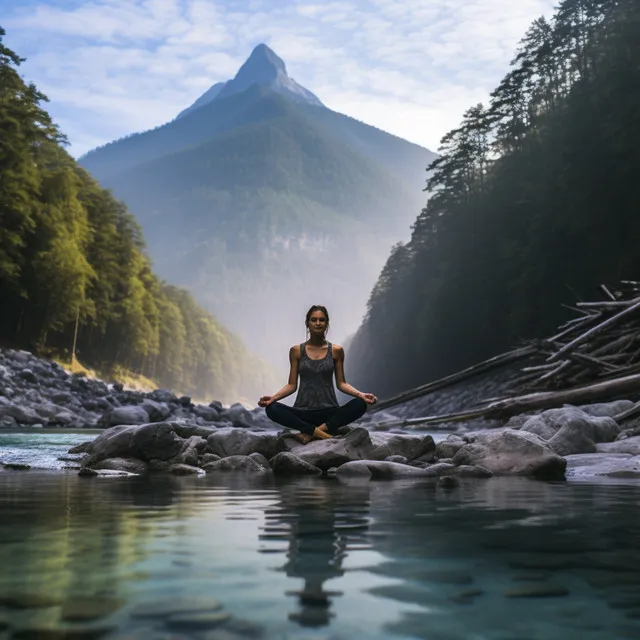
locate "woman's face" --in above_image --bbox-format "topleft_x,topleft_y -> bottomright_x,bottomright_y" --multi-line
307,310 -> 328,337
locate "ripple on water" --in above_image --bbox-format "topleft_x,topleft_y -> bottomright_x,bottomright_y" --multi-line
1,434 -> 640,639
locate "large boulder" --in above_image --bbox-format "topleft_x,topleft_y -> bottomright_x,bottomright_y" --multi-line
520,406 -> 620,456
369,433 -> 435,461
207,428 -> 277,459
276,427 -> 376,471
452,429 -> 566,478
83,422 -> 185,466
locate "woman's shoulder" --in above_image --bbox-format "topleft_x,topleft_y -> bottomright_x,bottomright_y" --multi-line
289,343 -> 303,356
330,343 -> 344,356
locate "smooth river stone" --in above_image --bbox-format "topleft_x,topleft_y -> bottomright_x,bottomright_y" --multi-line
166,611 -> 231,629
130,596 -> 223,618
60,597 -> 124,621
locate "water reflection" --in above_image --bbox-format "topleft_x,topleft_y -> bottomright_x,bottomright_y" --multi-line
1,470 -> 640,639
260,481 -> 371,627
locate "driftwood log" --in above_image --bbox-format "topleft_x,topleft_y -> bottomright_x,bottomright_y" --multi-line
371,281 -> 640,429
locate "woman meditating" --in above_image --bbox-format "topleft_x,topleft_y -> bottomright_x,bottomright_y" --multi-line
258,305 -> 377,444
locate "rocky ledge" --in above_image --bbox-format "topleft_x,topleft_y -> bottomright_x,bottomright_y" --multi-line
63,400 -> 640,481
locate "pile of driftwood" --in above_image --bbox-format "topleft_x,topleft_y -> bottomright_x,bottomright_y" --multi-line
371,281 -> 640,428
517,282 -> 640,391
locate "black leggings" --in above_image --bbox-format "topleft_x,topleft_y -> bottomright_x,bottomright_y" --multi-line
265,398 -> 368,436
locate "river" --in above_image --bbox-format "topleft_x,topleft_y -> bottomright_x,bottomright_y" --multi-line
1,430 -> 639,640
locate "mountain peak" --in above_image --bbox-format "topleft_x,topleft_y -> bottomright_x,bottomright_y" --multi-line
245,43 -> 287,77
176,43 -> 323,120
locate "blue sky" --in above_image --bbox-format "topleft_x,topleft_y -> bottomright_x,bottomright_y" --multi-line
2,0 -> 556,157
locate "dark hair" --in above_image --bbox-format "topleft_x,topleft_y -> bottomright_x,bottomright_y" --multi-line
305,305 -> 330,338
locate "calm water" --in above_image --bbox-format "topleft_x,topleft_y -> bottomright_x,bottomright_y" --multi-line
1,433 -> 640,640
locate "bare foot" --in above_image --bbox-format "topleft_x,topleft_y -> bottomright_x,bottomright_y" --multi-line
312,426 -> 332,440
293,433 -> 312,444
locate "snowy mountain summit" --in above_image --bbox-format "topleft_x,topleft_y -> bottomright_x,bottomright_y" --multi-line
176,43 -> 323,119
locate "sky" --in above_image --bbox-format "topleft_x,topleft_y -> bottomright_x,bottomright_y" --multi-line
1,0 -> 557,157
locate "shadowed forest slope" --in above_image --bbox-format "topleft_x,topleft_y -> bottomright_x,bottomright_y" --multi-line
349,0 -> 640,398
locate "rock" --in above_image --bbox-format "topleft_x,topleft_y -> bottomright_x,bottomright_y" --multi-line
82,422 -> 184,466
220,403 -> 254,428
2,463 -> 31,470
276,427 -> 376,471
336,460 -> 436,480
577,400 -> 635,418
270,452 -> 322,476
170,464 -> 204,475
149,388 -> 178,404
435,434 -> 466,459
384,455 -> 408,464
17,368 -> 38,383
248,452 -> 271,471
597,436 -> 640,456
93,457 -> 148,474
192,405 -> 221,422
207,428 -> 277,459
334,460 -> 372,479
60,596 -> 124,621
141,399 -> 171,422
565,453 -> 640,478
520,406 -> 620,456
0,397 -> 41,424
370,433 -> 435,461
171,435 -> 208,467
167,611 -> 231,630
455,464 -> 493,478
425,462 -> 456,476
452,429 -> 566,478
131,596 -> 223,618
203,455 -> 269,473
201,453 -> 221,465
100,405 -> 149,427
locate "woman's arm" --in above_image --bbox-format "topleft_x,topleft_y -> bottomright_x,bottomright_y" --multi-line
258,345 -> 300,406
333,344 -> 377,404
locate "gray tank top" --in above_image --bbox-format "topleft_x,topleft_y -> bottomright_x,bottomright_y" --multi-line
294,342 -> 339,409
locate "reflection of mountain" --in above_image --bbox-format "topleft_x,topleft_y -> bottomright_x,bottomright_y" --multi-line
260,481 -> 371,627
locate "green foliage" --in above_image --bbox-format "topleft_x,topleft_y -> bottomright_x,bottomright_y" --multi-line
349,0 -> 640,398
0,28 -> 275,402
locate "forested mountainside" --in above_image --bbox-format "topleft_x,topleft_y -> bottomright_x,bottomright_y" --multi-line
79,44 -> 436,366
349,0 -> 640,398
0,28 -> 275,402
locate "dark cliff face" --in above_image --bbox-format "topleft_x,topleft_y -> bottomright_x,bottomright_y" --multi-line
78,45 -> 436,367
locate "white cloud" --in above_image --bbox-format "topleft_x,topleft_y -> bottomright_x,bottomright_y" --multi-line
4,0 -> 557,156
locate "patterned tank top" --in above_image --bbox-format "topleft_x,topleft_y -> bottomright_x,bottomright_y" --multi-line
294,342 -> 339,409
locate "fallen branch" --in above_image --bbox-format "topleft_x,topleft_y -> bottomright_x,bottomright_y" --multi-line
483,372 -> 640,420
369,345 -> 535,414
